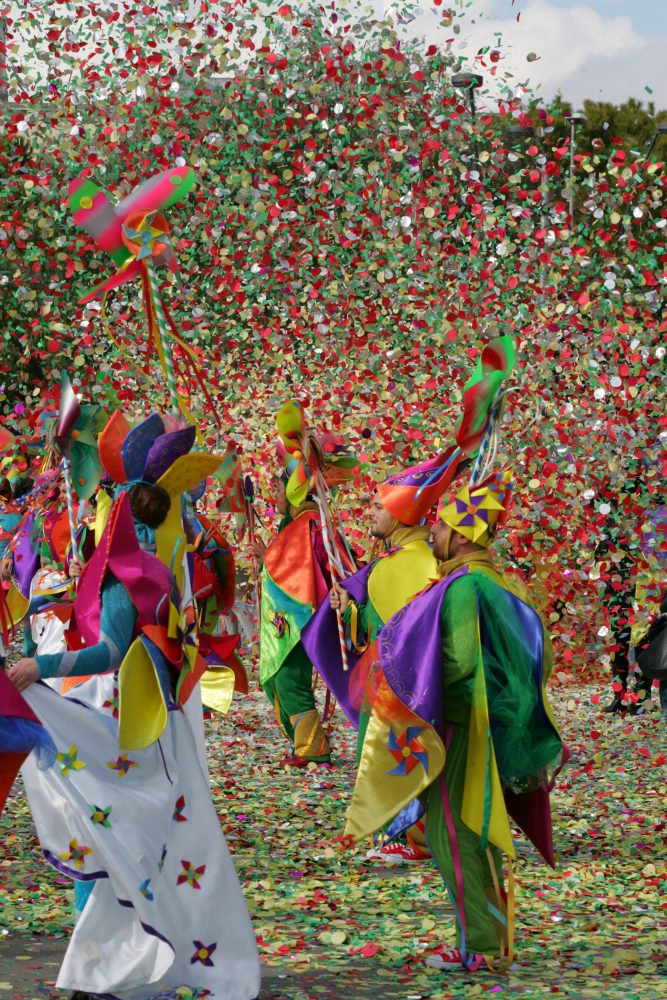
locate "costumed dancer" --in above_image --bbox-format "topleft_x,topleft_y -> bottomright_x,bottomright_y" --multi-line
340,470 -> 566,972
2,413 -> 260,1000
188,488 -> 250,716
251,401 -> 357,768
303,448 -> 464,861
0,470 -> 64,664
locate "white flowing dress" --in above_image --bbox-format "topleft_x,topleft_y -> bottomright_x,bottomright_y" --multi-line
20,578 -> 260,1000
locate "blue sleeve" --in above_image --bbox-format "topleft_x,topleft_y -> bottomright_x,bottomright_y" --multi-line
36,576 -> 138,680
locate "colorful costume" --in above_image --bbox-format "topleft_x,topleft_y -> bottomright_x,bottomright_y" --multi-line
343,472 -> 565,966
303,449 -> 466,754
259,401 -> 358,763
191,511 -> 249,715
1,415 -> 261,1000
260,502 -> 350,762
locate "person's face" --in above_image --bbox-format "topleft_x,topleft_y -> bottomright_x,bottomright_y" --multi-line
273,476 -> 288,515
0,556 -> 12,582
370,491 -> 394,539
430,519 -> 452,561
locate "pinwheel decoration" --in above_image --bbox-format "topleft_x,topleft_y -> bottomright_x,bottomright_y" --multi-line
440,474 -> 512,544
387,726 -> 429,776
47,372 -> 108,550
68,167 -> 194,298
68,166 -> 217,424
214,448 -> 245,515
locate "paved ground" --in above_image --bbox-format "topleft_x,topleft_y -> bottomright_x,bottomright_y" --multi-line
2,681 -> 666,999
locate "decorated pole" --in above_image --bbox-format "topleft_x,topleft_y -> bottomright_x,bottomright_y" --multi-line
50,372 -> 108,563
53,373 -> 82,555
61,457 -> 78,553
68,166 -> 197,422
314,469 -> 350,674
144,254 -> 181,415
244,474 -> 262,616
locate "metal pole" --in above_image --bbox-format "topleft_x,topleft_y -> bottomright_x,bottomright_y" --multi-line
0,18 -> 8,104
62,457 -> 78,554
569,119 -> 576,219
470,88 -> 478,158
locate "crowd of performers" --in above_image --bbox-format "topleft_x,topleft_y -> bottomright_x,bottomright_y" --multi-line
0,361 -> 664,999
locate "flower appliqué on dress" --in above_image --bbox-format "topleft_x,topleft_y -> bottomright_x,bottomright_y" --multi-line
57,744 -> 86,777
177,860 -> 206,889
60,839 -> 92,870
387,726 -> 428,776
191,941 -> 217,967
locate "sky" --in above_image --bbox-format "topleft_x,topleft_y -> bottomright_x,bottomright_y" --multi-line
4,0 -> 667,112
391,0 -> 667,109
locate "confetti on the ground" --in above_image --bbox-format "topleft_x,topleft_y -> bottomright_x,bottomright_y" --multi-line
1,680 -> 666,999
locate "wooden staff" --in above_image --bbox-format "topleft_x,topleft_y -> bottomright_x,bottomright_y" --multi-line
244,475 -> 262,618
314,469 -> 350,673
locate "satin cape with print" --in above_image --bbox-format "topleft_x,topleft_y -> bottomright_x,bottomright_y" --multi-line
259,510 -> 352,687
344,564 -> 565,868
301,538 -> 437,727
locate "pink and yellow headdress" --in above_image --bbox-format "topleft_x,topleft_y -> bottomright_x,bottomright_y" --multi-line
377,447 -> 462,526
438,469 -> 514,546
377,335 -> 517,526
276,400 -> 358,507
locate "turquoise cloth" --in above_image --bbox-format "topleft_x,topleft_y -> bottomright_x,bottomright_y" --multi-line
74,878 -> 94,916
23,624 -> 37,658
36,576 -> 137,680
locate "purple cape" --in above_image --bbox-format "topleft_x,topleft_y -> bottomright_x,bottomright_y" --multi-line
301,561 -> 374,727
377,568 -> 561,867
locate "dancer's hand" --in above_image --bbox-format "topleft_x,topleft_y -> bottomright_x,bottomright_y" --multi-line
330,584 -> 350,613
249,537 -> 266,571
7,658 -> 40,692
69,555 -> 84,580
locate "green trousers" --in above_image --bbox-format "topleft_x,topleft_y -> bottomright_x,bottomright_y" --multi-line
262,643 -> 331,762
425,722 -> 505,956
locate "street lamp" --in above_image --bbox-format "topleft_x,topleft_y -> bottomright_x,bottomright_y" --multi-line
451,72 -> 484,121
452,72 -> 484,157
646,121 -> 667,159
564,112 -> 586,218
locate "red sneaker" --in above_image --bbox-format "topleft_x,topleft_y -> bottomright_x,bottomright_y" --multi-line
366,841 -> 430,864
280,754 -> 310,769
280,754 -> 333,769
425,945 -> 485,971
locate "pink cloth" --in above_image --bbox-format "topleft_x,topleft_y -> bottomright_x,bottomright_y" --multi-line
74,493 -> 171,645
